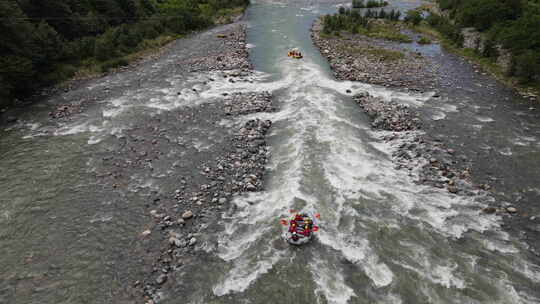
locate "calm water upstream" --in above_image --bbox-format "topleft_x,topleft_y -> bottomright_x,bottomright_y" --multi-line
1,0 -> 540,303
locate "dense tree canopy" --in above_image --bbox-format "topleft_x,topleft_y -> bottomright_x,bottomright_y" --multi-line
0,0 -> 249,108
434,0 -> 540,82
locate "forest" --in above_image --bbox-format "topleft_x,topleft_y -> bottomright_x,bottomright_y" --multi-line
0,0 -> 249,108
434,0 -> 540,84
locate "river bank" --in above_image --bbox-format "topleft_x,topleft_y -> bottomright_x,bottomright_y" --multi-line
312,17 -> 540,258
311,20 -> 437,92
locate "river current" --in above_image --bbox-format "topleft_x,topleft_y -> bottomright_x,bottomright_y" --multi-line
1,0 -> 540,303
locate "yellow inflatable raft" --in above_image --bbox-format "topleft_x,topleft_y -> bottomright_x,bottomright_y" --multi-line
288,50 -> 303,59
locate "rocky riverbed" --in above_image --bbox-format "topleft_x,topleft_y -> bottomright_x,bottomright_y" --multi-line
311,20 -> 437,92
354,92 -> 494,201
312,16 -> 540,257
114,25 -> 276,304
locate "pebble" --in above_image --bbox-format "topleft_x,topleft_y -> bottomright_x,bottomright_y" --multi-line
182,210 -> 194,219
506,207 -> 518,214
188,237 -> 197,246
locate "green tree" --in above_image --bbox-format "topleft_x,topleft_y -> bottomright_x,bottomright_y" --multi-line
514,50 -> 540,82
405,10 -> 423,26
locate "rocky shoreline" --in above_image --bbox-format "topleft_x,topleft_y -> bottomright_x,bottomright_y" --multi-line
311,20 -> 436,92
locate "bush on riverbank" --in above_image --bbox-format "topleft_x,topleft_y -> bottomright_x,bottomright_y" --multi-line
0,0 -> 250,109
323,8 -> 404,40
352,0 -> 389,9
418,36 -> 432,44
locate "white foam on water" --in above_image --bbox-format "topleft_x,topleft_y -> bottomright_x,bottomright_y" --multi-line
439,103 -> 458,112
512,135 -> 537,146
432,265 -> 466,289
53,121 -> 104,136
471,124 -> 483,131
192,139 -> 214,152
102,106 -> 126,118
25,122 -> 41,131
499,147 -> 513,156
481,238 -> 520,254
87,135 -> 103,145
213,245 -> 285,296
432,111 -> 446,121
318,229 -> 395,288
310,257 -> 357,304
89,213 -> 113,223
476,116 -> 495,123
394,243 -> 467,290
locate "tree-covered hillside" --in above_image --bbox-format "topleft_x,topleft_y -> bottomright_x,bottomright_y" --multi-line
0,0 -> 249,108
435,0 -> 540,83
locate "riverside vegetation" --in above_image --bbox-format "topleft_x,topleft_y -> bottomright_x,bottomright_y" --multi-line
323,7 -> 410,42
425,0 -> 540,93
352,0 -> 388,9
321,0 -> 540,94
0,0 -> 250,109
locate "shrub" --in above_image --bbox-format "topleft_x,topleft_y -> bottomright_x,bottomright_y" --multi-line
418,36 -> 431,44
352,0 -> 365,9
405,10 -> 423,26
513,50 -> 540,83
100,58 -> 129,73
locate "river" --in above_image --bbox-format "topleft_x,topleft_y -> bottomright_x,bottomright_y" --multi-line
1,0 -> 540,303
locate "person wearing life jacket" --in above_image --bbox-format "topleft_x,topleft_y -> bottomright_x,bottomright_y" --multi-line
289,214 -> 304,233
288,214 -> 301,232
288,220 -> 297,233
302,224 -> 311,237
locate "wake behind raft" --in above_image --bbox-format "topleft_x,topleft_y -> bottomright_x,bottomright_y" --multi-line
280,212 -> 320,245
